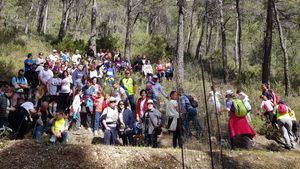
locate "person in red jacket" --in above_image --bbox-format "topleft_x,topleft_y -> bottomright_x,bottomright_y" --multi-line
135,90 -> 149,135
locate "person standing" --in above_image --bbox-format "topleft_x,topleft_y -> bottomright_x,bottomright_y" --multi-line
151,75 -> 168,110
11,69 -> 29,106
71,50 -> 82,65
93,90 -> 104,136
166,91 -> 182,148
24,64 -> 39,106
102,97 -> 119,145
82,79 -> 96,132
118,100 -> 135,146
120,70 -> 136,111
24,53 -> 34,72
143,99 -> 163,148
58,70 -> 73,111
0,86 -> 15,128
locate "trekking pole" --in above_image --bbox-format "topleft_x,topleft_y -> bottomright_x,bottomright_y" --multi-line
199,59 -> 214,169
209,59 -> 224,169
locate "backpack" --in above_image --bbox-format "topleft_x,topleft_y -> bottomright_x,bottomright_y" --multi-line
232,99 -> 248,118
144,110 -> 162,135
278,104 -> 287,115
186,95 -> 198,108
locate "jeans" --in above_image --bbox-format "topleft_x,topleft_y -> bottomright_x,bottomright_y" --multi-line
33,123 -> 51,141
104,126 -> 118,145
278,118 -> 294,148
86,108 -> 93,129
94,111 -> 102,131
153,96 -> 160,110
184,112 -> 202,137
51,131 -> 68,143
127,95 -> 136,112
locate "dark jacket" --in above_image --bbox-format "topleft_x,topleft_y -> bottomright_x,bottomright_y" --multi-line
25,70 -> 39,88
122,108 -> 135,129
0,94 -> 9,117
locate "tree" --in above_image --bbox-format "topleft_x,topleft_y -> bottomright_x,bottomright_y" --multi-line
235,0 -> 242,75
262,0 -> 273,84
37,0 -> 49,34
176,0 -> 185,88
0,0 -> 4,13
186,0 -> 196,53
58,0 -> 74,42
89,0 -> 97,56
218,0 -> 228,83
273,0 -> 290,96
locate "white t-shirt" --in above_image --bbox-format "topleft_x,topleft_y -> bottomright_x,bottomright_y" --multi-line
49,54 -> 60,62
60,76 -> 72,93
47,77 -> 62,95
261,100 -> 274,112
102,106 -> 119,127
89,70 -> 98,79
166,100 -> 179,118
21,102 -> 34,113
39,69 -> 53,85
142,64 -> 153,75
72,54 -> 81,64
72,94 -> 81,113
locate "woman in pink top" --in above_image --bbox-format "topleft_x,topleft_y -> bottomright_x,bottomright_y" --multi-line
260,95 -> 275,125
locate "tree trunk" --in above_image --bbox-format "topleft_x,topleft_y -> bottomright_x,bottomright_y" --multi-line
195,0 -> 208,61
262,0 -> 273,84
273,0 -> 290,96
37,0 -> 49,34
186,0 -> 196,54
176,0 -> 185,88
0,0 -> 4,14
218,0 -> 228,84
235,0 -> 242,75
43,3 -> 48,34
124,0 -> 133,62
89,0 -> 97,56
205,22 -> 212,55
58,0 -> 73,42
24,1 -> 34,34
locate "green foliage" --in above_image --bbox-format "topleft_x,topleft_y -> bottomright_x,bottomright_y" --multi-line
56,38 -> 87,54
96,35 -> 122,52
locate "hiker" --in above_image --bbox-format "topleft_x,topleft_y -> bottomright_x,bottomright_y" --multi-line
260,95 -> 275,126
288,107 -> 298,142
58,70 -> 72,111
166,91 -> 182,148
36,52 -> 46,66
178,88 -> 202,138
102,97 -> 119,145
151,75 -> 168,110
32,101 -> 53,142
105,62 -> 115,86
142,60 -> 153,78
8,101 -> 36,139
208,86 -> 222,113
236,90 -> 252,122
221,90 -> 256,149
120,70 -> 136,111
91,77 -> 100,93
50,111 -> 68,144
11,69 -> 29,106
112,82 -> 127,104
47,71 -> 62,116
70,88 -> 82,130
143,99 -> 163,148
155,60 -> 165,83
71,50 -> 81,65
38,62 -> 53,104
135,89 -> 149,135
24,53 -> 34,72
118,100 -> 135,146
0,86 -> 15,128
82,79 -> 96,133
133,55 -> 143,73
24,64 -> 39,106
165,58 -> 174,81
71,64 -> 86,89
92,90 -> 105,136
274,101 -> 295,149
261,83 -> 279,105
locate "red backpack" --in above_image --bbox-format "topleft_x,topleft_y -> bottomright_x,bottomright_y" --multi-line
278,104 -> 287,115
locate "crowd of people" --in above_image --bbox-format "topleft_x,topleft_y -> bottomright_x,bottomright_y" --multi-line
0,49 -> 298,150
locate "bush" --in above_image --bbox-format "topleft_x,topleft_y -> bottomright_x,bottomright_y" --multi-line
56,38 -> 87,54
96,35 -> 122,52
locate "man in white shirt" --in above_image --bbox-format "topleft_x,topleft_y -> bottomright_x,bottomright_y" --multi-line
71,49 -> 81,65
49,50 -> 60,63
112,82 -> 127,104
39,63 -> 53,86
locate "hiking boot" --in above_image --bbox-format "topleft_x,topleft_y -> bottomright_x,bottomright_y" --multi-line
94,130 -> 99,136
88,128 -> 93,133
284,145 -> 292,150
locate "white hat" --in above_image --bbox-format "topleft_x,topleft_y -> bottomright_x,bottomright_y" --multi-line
53,49 -> 57,53
108,97 -> 117,103
225,90 -> 233,96
147,99 -> 154,104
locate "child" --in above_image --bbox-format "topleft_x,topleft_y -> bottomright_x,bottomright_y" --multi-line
260,95 -> 275,125
47,71 -> 62,116
82,79 -> 96,132
50,111 -> 68,144
70,88 -> 82,130
92,90 -> 105,135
